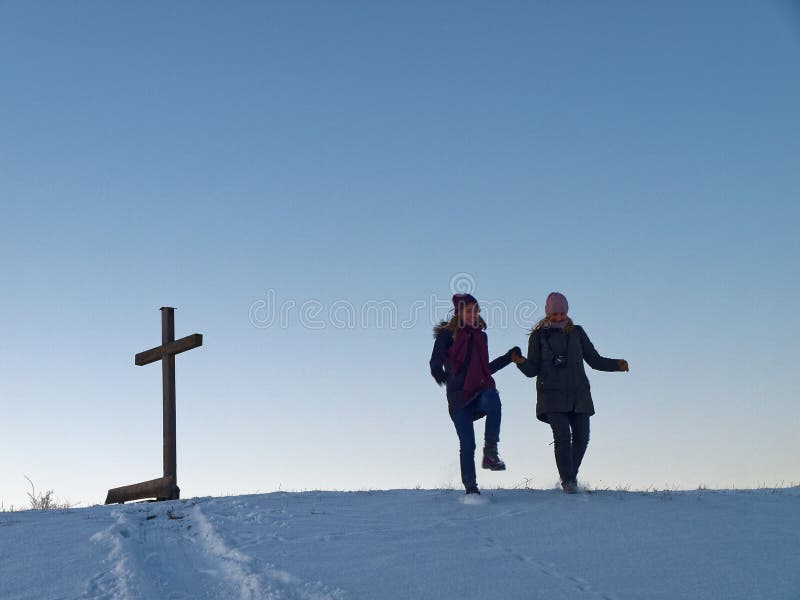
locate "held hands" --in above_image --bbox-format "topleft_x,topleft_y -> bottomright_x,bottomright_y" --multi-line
618,359 -> 629,372
510,346 -> 526,365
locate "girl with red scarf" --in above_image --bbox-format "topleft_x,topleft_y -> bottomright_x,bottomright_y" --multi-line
429,293 -> 519,494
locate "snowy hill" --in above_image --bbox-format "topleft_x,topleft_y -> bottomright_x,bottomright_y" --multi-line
1,488 -> 798,600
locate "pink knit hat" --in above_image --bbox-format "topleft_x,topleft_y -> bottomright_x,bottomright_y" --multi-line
545,292 -> 569,315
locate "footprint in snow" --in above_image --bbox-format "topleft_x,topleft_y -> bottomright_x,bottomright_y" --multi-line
484,535 -> 615,598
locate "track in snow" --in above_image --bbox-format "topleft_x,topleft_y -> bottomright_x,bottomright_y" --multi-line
87,501 -> 344,600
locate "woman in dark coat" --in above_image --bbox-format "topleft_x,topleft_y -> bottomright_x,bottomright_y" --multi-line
430,293 -> 519,495
511,292 -> 628,493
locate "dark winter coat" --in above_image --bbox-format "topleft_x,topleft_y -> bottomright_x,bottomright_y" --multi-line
429,326 -> 514,417
516,320 -> 620,422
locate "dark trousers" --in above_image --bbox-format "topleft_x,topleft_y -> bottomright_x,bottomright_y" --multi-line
548,412 -> 590,484
450,388 -> 501,487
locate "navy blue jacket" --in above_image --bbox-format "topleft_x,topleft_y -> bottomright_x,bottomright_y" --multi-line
429,327 -> 514,415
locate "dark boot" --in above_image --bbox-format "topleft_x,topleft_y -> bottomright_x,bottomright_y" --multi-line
482,443 -> 506,471
465,483 -> 481,495
561,480 -> 578,494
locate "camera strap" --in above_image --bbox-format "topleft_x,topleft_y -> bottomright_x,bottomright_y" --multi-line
542,329 -> 569,358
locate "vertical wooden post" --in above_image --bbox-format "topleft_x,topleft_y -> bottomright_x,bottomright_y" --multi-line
161,307 -> 179,499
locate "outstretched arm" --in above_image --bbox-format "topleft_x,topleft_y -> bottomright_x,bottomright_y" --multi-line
578,326 -> 624,372
429,331 -> 452,385
515,333 -> 540,378
489,346 -> 521,374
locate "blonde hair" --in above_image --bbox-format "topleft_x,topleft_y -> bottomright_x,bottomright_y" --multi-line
530,317 -> 574,336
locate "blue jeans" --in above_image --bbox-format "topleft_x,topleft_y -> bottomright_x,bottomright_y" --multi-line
450,388 -> 502,487
548,412 -> 590,484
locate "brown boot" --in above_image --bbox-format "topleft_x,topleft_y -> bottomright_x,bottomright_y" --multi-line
482,443 -> 506,471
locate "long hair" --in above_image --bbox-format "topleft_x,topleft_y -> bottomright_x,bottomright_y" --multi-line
433,313 -> 488,338
530,317 -> 574,336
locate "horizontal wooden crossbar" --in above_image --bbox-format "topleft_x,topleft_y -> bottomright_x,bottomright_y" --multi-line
135,333 -> 203,366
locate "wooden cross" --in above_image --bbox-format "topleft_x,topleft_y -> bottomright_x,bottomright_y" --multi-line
105,307 -> 203,504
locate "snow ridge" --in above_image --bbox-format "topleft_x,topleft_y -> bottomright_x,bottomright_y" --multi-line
3,488 -> 795,600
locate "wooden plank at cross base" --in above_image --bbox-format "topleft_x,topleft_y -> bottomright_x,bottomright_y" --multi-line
105,476 -> 180,504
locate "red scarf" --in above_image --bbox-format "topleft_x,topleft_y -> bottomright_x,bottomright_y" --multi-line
447,325 -> 495,406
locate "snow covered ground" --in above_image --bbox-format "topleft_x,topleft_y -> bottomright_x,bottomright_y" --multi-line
1,487 -> 798,600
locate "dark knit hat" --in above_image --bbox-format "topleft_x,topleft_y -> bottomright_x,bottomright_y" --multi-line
452,293 -> 478,310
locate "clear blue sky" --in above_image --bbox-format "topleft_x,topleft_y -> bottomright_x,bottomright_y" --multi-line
1,1 -> 798,507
